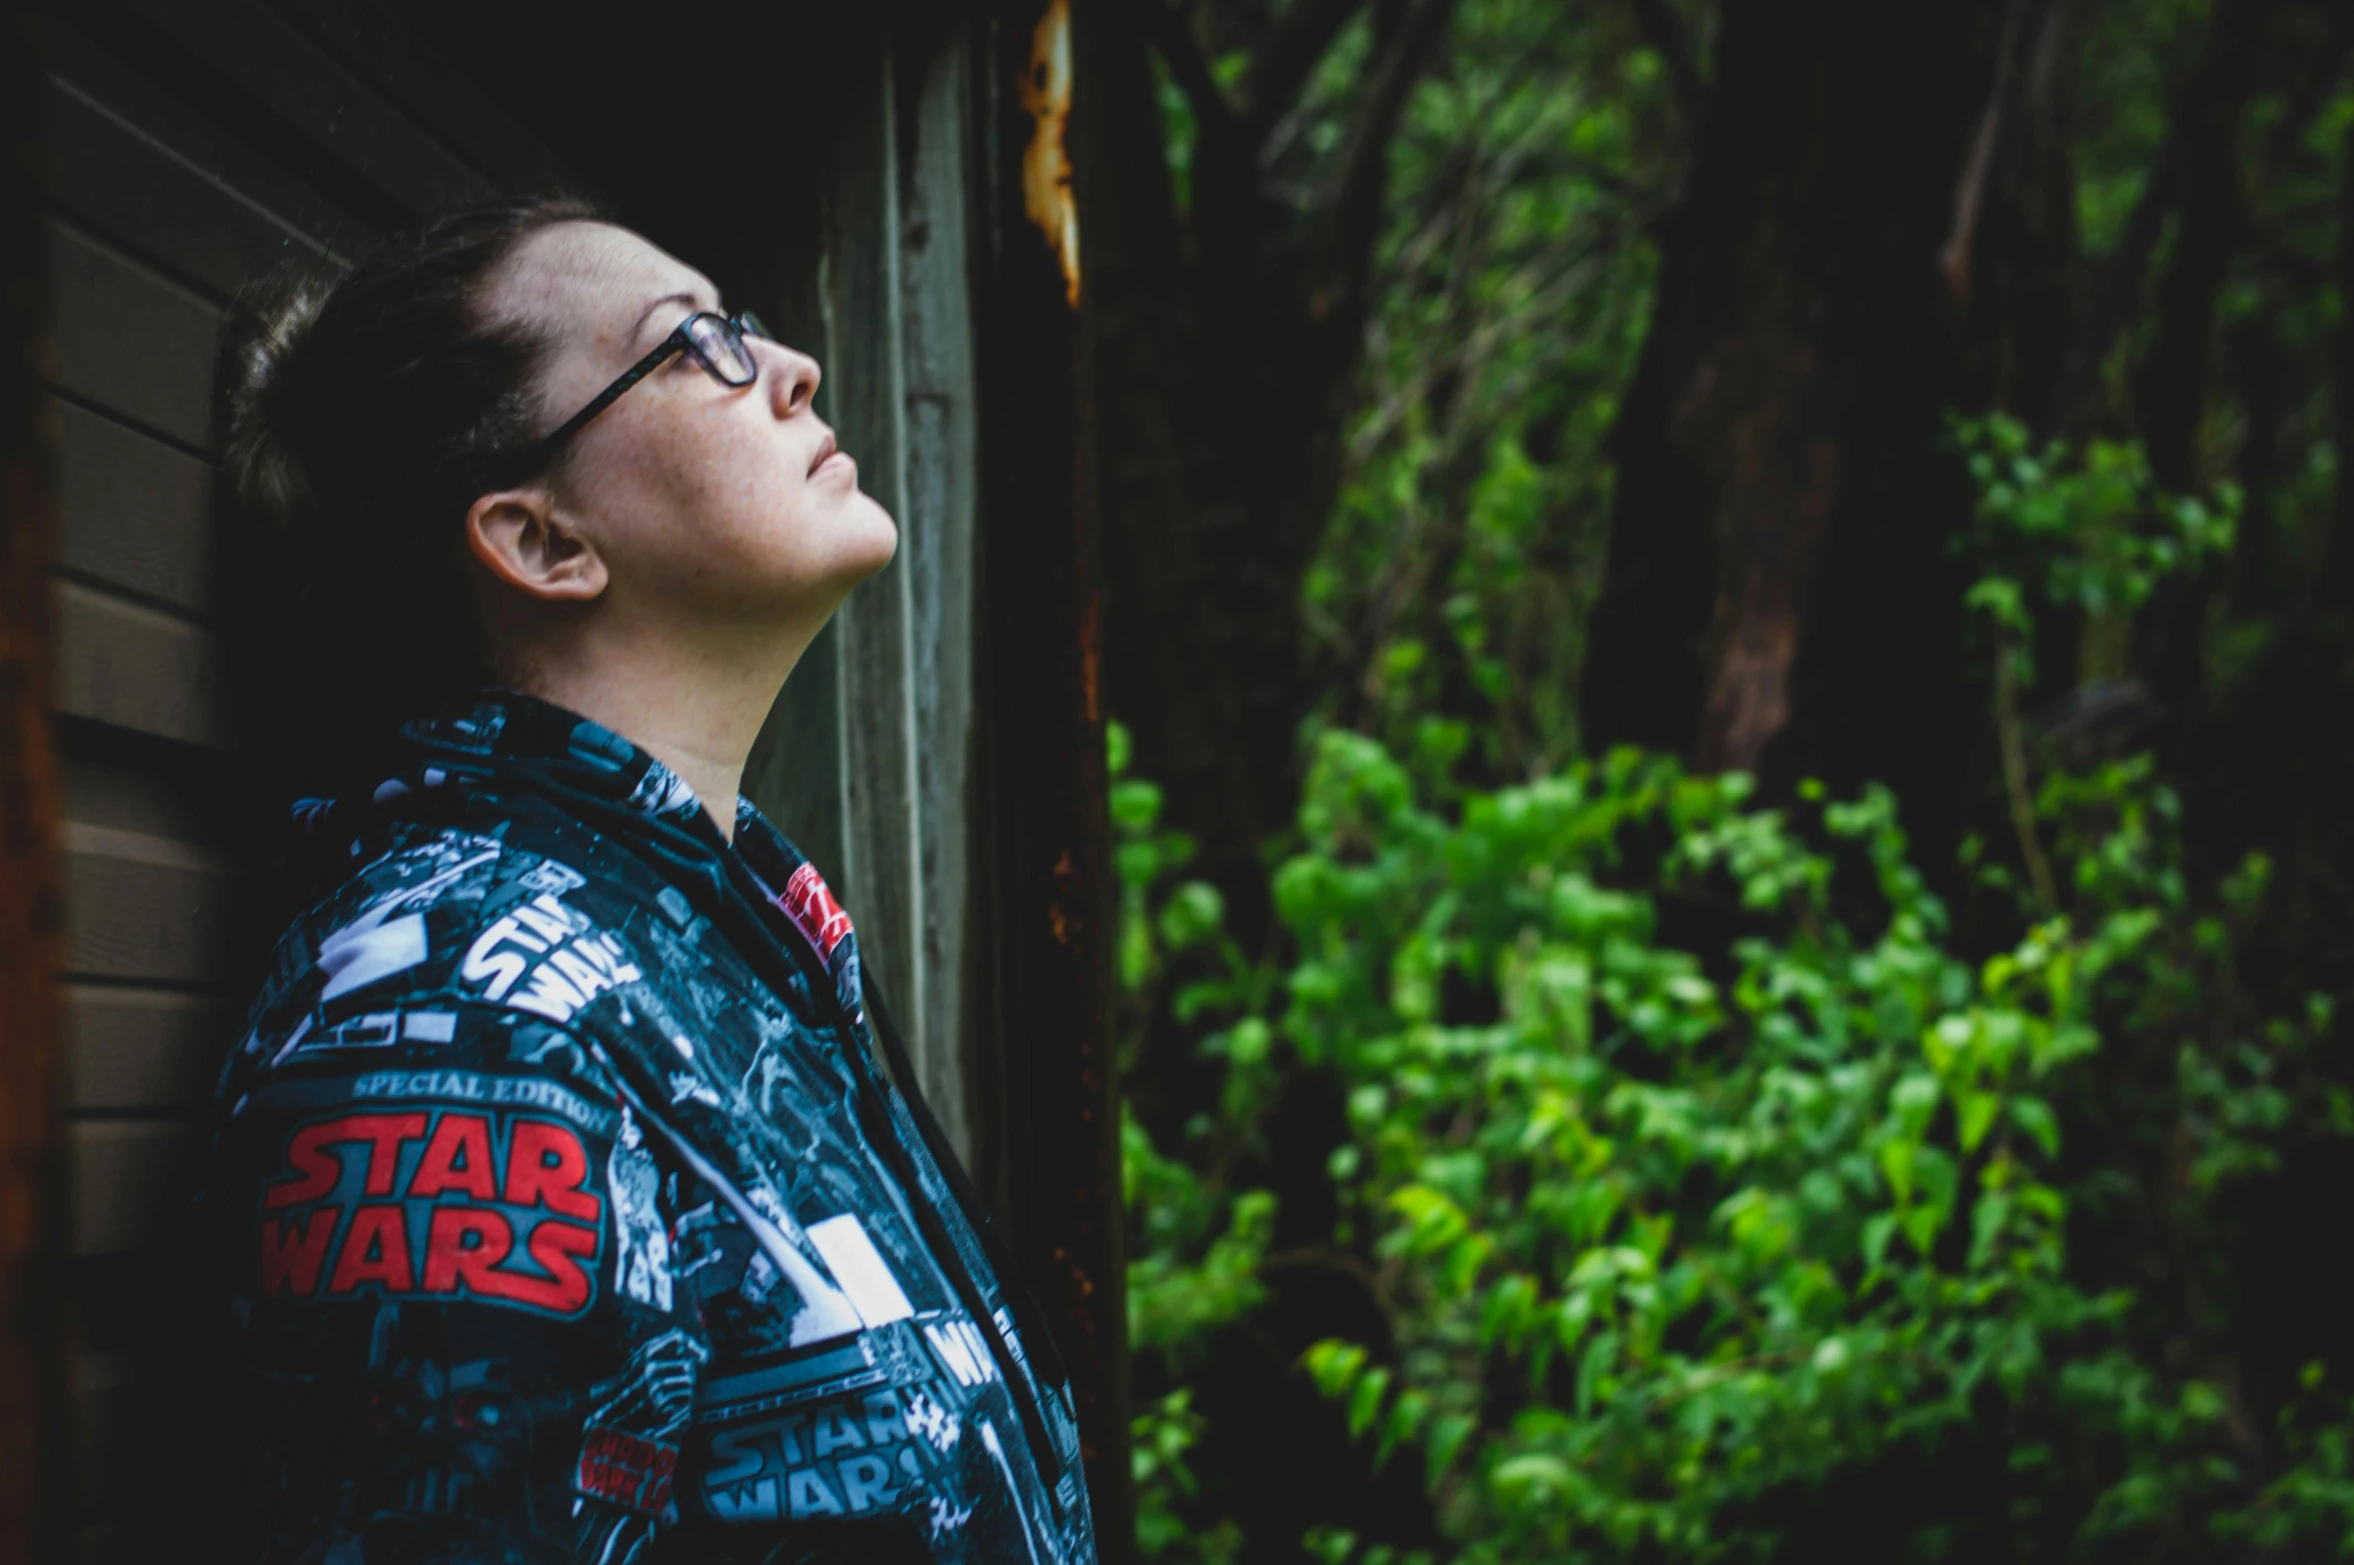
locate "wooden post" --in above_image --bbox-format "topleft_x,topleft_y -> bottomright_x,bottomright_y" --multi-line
0,6 -> 69,1561
743,9 -> 989,1166
971,0 -> 1132,1552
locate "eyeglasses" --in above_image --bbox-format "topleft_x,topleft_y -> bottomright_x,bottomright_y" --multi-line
537,309 -> 774,464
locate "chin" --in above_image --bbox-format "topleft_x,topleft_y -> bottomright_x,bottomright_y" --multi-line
835,492 -> 900,580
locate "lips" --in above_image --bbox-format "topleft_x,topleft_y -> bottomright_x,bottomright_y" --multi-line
808,432 -> 839,477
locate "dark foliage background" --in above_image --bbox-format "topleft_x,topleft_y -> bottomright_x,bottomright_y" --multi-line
1081,0 -> 2354,1559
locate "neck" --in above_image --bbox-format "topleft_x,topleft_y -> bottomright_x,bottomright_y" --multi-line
508,619 -> 811,841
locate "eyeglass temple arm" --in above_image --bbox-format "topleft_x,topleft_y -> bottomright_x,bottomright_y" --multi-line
536,332 -> 687,458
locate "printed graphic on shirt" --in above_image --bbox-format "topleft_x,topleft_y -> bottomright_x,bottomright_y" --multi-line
695,1367 -> 970,1528
283,1006 -> 460,1054
680,1298 -> 1025,1545
576,1328 -> 707,1516
308,837 -> 505,1005
779,862 -> 852,959
459,889 -> 645,1024
774,858 -> 865,1020
345,1341 -> 551,1536
284,1303 -> 676,1565
206,693 -> 1096,1565
608,1107 -> 673,1312
671,1175 -> 1066,1557
257,1103 -> 607,1317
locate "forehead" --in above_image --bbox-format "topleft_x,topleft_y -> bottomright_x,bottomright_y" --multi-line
481,220 -> 712,344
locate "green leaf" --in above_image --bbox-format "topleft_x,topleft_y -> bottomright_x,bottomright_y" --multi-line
1157,880 -> 1226,949
1970,1191 -> 2013,1269
1348,1367 -> 1392,1440
1956,1089 -> 2002,1152
1890,1072 -> 1941,1136
1426,1414 -> 1476,1488
1303,1339 -> 1368,1401
1491,1452 -> 1576,1505
1862,1212 -> 1898,1272
1110,778 -> 1164,832
1377,1388 -> 1428,1467
2010,1095 -> 2061,1158
1880,1139 -> 1918,1205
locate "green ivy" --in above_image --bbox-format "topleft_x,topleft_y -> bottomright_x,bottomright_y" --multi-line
1117,424 -> 2350,1559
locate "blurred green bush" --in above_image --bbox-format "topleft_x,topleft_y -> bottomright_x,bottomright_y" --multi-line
1115,419 -> 2354,1561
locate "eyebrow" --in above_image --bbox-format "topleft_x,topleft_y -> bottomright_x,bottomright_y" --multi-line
629,288 -> 713,345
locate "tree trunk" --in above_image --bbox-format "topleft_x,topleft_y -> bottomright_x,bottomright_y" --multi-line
1951,0 -> 2078,429
1081,2 -> 1274,938
1080,10 -> 1460,1555
1582,0 -> 1999,865
1086,0 -> 1455,951
2283,116 -> 2354,944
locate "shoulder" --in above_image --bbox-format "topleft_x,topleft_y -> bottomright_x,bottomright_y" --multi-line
212,834 -> 638,1266
236,817 -> 691,1075
204,995 -> 654,1328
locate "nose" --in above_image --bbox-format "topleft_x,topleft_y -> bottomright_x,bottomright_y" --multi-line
760,339 -> 821,417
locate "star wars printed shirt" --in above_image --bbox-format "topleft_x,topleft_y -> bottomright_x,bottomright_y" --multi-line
201,694 -> 1095,1565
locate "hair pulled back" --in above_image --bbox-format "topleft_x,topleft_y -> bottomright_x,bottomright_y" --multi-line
217,195 -> 602,796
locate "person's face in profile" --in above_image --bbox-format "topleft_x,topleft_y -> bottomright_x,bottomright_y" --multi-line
467,219 -> 897,648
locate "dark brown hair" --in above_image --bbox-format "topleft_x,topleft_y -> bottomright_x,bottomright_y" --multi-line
217,195 -> 603,795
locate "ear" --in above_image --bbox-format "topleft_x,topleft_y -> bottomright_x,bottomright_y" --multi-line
465,488 -> 609,604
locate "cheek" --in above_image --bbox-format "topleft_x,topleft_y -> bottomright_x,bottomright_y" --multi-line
599,410 -> 893,599
706,440 -> 859,576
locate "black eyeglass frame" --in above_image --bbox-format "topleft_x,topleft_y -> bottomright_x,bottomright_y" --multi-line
534,308 -> 773,465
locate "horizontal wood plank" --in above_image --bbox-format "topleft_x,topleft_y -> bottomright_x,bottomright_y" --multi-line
49,219 -> 222,450
123,0 -> 493,217
62,821 -> 238,985
55,579 -> 226,747
70,1350 -> 132,1517
276,0 -> 575,195
61,749 -> 221,842
71,1119 -> 194,1256
58,400 -> 214,612
41,75 -> 331,301
41,11 -> 375,255
67,985 -> 228,1112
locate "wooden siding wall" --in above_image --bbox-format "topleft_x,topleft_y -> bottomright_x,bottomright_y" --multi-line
33,2 -> 986,1549
35,7 -> 548,1546
745,19 -> 984,1161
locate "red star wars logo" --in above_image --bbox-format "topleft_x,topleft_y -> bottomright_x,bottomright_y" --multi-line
258,1109 -> 605,1316
778,862 -> 853,960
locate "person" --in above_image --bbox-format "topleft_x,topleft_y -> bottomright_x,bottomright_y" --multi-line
176,198 -> 1096,1565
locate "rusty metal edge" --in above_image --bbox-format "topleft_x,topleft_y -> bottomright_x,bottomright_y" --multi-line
967,0 -> 1132,1554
